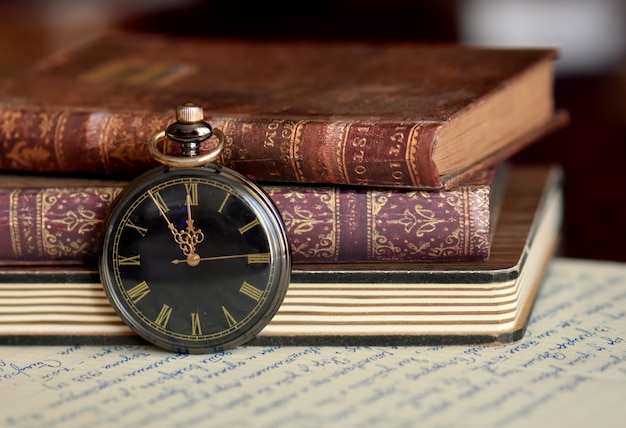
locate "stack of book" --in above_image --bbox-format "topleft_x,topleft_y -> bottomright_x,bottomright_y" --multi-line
0,31 -> 566,346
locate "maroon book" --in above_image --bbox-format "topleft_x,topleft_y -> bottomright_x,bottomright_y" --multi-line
0,169 -> 501,266
0,165 -> 562,346
0,31 -> 563,189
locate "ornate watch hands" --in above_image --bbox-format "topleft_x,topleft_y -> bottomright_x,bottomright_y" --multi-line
171,252 -> 271,265
148,190 -> 205,266
179,193 -> 205,264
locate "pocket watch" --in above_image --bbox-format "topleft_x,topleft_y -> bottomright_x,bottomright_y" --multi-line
99,103 -> 291,353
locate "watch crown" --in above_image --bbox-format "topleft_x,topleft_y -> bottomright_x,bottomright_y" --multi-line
165,103 -> 213,157
176,103 -> 204,124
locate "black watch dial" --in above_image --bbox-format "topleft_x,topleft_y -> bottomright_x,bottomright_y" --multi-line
99,166 -> 291,353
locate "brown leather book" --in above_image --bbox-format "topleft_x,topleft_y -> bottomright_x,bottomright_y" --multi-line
0,165 -> 562,345
0,31 -> 564,189
0,167 -> 503,266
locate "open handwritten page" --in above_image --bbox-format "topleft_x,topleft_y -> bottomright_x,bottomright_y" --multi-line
1,257 -> 625,428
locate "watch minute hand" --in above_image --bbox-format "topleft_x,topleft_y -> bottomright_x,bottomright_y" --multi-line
148,190 -> 175,229
148,190 -> 200,258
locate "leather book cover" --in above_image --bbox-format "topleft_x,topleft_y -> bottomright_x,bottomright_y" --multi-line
0,168 -> 502,266
0,165 -> 562,346
0,31 -> 563,189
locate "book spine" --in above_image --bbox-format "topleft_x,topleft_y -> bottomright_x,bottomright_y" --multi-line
0,109 -> 168,175
0,109 -> 441,188
0,186 -> 121,265
0,183 -> 490,265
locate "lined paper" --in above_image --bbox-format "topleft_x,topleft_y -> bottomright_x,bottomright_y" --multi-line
1,257 -> 625,428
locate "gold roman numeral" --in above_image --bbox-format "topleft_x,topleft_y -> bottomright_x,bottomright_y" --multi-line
240,281 -> 263,302
222,306 -> 237,327
127,281 -> 150,304
185,183 -> 199,206
118,254 -> 140,266
217,193 -> 230,213
238,219 -> 259,235
126,220 -> 148,237
148,190 -> 169,214
248,253 -> 270,264
155,304 -> 172,328
191,312 -> 202,335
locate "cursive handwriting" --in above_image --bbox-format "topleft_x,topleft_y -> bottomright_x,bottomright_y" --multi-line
1,259 -> 626,427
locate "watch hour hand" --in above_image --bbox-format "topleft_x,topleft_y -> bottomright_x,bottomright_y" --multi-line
148,190 -> 204,261
184,194 -> 205,249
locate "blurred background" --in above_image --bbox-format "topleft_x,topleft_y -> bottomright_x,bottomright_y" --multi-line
1,0 -> 625,261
